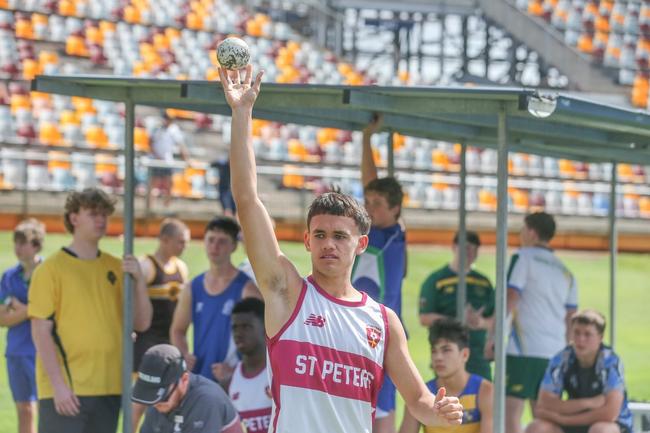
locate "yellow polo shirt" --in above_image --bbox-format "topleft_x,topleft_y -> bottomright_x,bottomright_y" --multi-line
28,249 -> 124,399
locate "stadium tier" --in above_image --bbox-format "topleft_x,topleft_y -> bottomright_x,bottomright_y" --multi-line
519,0 -> 650,107
0,4 -> 649,219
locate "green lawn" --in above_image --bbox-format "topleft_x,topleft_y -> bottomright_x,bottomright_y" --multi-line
0,232 -> 648,432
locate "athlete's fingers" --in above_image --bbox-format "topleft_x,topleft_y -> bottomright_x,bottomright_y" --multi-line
434,387 -> 446,404
253,70 -> 264,94
438,401 -> 462,414
218,67 -> 228,85
234,68 -> 242,86
243,64 -> 252,86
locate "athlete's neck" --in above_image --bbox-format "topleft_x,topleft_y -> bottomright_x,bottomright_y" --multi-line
154,248 -> 173,266
20,256 -> 40,277
68,238 -> 100,260
575,349 -> 599,369
242,349 -> 266,375
310,271 -> 361,301
448,260 -> 471,274
208,261 -> 238,279
436,370 -> 470,397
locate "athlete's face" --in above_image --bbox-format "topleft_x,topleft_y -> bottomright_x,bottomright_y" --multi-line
304,214 -> 368,277
69,207 -> 108,242
519,223 -> 538,247
153,372 -> 189,414
452,243 -> 478,266
231,312 -> 265,356
204,229 -> 236,264
13,239 -> 40,263
364,191 -> 399,229
162,229 -> 190,258
430,338 -> 469,379
571,323 -> 603,362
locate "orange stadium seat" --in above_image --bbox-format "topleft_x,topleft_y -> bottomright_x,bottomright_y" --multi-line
39,122 -> 63,146
15,18 -> 34,39
85,125 -> 110,148
21,58 -> 40,80
134,127 -> 150,152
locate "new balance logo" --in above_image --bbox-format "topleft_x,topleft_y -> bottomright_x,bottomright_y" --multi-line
304,314 -> 326,327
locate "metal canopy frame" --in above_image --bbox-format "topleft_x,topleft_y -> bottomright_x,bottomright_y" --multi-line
32,74 -> 636,433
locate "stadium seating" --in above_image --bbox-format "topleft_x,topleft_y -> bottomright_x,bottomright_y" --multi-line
518,0 -> 650,109
0,3 -> 649,216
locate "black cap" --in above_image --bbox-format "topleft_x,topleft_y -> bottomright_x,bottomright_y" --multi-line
453,230 -> 481,247
131,344 -> 186,405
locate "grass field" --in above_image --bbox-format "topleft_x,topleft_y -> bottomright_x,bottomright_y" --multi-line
0,231 -> 648,432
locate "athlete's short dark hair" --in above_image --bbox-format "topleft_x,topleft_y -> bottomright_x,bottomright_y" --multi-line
453,230 -> 481,247
524,212 -> 556,242
232,298 -> 265,322
205,216 -> 240,242
428,318 -> 470,350
307,192 -> 371,235
364,177 -> 404,214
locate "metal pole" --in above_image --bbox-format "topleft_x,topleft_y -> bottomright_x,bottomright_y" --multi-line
21,157 -> 28,217
457,143 -> 467,323
387,130 -> 395,177
122,99 -> 136,433
493,104 -> 509,433
608,162 -> 617,348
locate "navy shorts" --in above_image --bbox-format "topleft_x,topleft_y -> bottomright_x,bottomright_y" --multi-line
7,355 -> 37,402
376,375 -> 396,417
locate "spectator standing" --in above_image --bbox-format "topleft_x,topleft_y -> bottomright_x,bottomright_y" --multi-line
352,114 -> 407,433
170,216 -> 260,382
501,212 -> 578,433
419,231 -> 495,380
0,218 -> 46,433
28,188 -> 153,433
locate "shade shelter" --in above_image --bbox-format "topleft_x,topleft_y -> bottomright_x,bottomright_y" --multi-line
32,74 -> 650,433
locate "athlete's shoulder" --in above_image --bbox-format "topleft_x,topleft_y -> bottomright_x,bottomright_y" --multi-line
99,251 -> 122,267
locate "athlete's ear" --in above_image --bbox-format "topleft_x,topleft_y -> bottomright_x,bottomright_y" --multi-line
304,230 -> 311,252
356,234 -> 369,255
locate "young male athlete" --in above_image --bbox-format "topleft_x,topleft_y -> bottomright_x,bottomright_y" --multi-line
170,216 -> 260,382
526,310 -> 632,433
132,218 -> 190,432
218,65 -> 463,433
398,319 -> 493,433
499,212 -> 578,433
419,231 -> 495,380
28,188 -> 153,433
354,114 -> 407,433
227,298 -> 272,433
0,218 -> 45,433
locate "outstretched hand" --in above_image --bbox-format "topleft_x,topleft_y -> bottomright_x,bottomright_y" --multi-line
434,387 -> 464,425
218,64 -> 264,111
363,113 -> 384,135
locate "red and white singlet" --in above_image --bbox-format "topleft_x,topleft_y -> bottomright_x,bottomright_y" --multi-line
267,276 -> 389,433
229,362 -> 273,433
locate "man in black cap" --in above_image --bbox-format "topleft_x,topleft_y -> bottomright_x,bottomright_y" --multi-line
132,344 -> 243,433
418,231 -> 495,380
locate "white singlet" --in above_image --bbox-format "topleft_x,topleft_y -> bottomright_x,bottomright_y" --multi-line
267,276 -> 389,433
229,362 -> 272,433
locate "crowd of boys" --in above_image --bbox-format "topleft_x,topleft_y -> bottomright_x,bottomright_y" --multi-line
0,82 -> 633,433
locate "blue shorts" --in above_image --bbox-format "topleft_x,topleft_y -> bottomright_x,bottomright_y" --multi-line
7,355 -> 37,402
376,375 -> 396,417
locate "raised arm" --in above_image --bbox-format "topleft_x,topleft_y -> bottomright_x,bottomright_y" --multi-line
218,66 -> 302,336
384,308 -> 463,427
361,114 -> 383,186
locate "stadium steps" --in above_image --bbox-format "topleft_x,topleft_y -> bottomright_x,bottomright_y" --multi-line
478,0 -> 623,93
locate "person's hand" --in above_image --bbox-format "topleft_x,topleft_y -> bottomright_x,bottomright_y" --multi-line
465,305 -> 486,330
535,407 -> 563,424
9,297 -> 27,313
212,362 -> 235,383
183,353 -> 197,371
123,255 -> 144,282
363,113 -> 384,136
483,338 -> 494,361
218,65 -> 263,111
434,387 -> 463,425
53,382 -> 80,417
